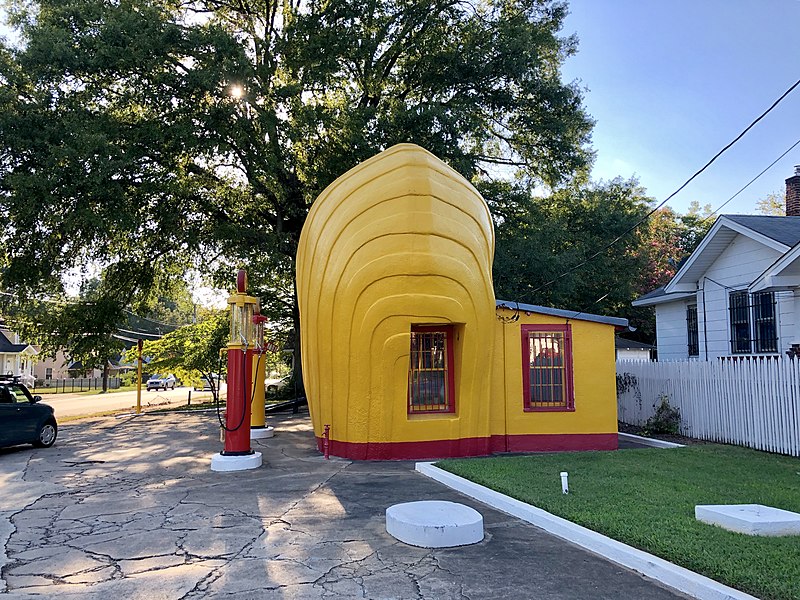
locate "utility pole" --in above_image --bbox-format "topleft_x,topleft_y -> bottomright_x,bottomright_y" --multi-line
136,339 -> 143,415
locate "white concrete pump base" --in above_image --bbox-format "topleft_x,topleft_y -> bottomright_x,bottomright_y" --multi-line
695,504 -> 800,536
250,426 -> 275,440
386,500 -> 484,548
210,452 -> 262,472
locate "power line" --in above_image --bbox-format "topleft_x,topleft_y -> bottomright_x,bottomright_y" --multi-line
528,76 -> 800,296
704,136 -> 800,220
121,308 -> 179,330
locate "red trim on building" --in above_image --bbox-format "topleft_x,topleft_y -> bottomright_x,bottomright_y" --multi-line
407,324 -> 457,414
315,433 -> 617,460
521,323 -> 574,412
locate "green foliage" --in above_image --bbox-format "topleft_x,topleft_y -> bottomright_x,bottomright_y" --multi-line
491,177 -> 651,318
0,0 -> 594,369
120,371 -> 137,387
440,446 -> 800,600
643,394 -> 681,435
135,311 -> 228,388
756,191 -> 785,216
627,202 -> 713,342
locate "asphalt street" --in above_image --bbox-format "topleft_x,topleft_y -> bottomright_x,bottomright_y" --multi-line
34,387 -> 222,419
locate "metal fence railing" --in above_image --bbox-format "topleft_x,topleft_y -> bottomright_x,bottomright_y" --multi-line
32,377 -> 122,394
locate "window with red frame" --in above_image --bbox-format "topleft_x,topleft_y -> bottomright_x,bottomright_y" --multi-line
408,325 -> 455,414
522,324 -> 574,411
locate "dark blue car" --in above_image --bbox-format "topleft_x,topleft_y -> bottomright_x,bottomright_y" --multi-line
0,378 -> 58,449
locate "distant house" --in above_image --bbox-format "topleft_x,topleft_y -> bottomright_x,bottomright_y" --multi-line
633,167 -> 800,360
0,328 -> 37,383
615,337 -> 655,361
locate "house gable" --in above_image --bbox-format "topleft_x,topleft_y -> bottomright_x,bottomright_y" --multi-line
665,216 -> 789,294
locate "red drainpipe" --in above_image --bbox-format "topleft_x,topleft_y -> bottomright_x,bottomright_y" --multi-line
322,424 -> 331,460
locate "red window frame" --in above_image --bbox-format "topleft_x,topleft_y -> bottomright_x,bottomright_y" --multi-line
521,324 -> 574,412
408,325 -> 456,414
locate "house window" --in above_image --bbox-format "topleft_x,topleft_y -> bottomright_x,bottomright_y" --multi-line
522,324 -> 574,411
729,291 -> 778,354
752,291 -> 777,353
45,368 -> 52,380
408,325 -> 455,414
687,304 -> 699,357
729,291 -> 751,354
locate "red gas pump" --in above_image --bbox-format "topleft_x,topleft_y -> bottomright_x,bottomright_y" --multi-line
210,270 -> 263,472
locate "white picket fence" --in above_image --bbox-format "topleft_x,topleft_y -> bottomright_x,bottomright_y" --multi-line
616,359 -> 800,457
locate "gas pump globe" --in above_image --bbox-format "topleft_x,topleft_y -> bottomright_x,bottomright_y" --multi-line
228,270 -> 258,349
210,269 -> 263,472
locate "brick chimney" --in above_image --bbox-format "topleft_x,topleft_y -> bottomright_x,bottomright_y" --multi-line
787,165 -> 800,216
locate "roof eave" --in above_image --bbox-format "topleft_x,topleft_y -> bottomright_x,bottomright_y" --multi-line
665,216 -> 789,293
631,291 -> 696,307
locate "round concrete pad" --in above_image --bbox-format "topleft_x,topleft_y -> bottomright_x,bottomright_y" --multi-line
250,426 -> 275,440
210,451 -> 262,472
386,500 -> 484,548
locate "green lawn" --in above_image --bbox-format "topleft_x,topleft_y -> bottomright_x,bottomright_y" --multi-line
438,446 -> 800,600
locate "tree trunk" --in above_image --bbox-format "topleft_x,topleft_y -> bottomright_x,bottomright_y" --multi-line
102,360 -> 109,393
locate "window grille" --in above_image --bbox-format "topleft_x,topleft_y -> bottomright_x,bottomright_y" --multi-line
728,291 -> 777,355
408,326 -> 455,414
729,291 -> 751,354
752,291 -> 777,353
687,304 -> 699,357
522,325 -> 573,411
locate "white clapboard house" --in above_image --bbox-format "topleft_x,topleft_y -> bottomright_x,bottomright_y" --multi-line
633,167 -> 800,360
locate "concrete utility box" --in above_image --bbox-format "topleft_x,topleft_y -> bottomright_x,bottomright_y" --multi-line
695,504 -> 800,536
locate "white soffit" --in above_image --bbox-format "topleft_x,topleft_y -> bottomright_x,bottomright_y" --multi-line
665,217 -> 788,293
750,241 -> 800,292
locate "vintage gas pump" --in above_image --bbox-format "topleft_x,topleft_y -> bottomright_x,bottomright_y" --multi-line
210,270 -> 263,472
250,311 -> 274,439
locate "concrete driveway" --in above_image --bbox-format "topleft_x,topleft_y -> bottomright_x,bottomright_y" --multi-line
0,413 -> 688,599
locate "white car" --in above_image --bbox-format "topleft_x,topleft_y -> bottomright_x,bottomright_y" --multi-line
146,374 -> 176,391
194,374 -> 223,391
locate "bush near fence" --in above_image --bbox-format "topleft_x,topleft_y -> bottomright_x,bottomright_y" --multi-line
33,377 -> 121,393
616,359 -> 800,457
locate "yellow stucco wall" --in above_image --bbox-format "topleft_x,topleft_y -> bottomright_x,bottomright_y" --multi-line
296,144 -> 620,457
296,144 -> 496,446
491,308 -> 619,440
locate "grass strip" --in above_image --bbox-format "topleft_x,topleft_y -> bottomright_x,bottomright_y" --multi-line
439,445 -> 800,600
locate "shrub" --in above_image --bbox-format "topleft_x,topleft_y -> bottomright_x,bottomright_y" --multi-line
644,395 -> 681,435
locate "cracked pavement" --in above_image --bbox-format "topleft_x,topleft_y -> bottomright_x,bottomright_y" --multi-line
0,412 -> 690,599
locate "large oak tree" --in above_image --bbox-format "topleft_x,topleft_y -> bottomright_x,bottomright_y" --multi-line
0,0 -> 594,374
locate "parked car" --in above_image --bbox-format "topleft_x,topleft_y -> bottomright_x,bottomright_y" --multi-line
266,375 -> 291,396
146,373 -> 177,391
0,377 -> 58,449
194,373 -> 223,391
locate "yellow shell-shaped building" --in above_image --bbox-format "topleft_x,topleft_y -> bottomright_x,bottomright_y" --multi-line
297,144 -> 623,459
296,144 -> 496,459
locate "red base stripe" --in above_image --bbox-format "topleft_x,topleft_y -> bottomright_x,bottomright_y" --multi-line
315,433 -> 618,460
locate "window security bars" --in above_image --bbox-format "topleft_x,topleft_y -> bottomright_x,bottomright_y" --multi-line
728,291 -> 777,354
522,326 -> 573,411
408,327 -> 454,413
687,304 -> 699,357
753,292 -> 778,353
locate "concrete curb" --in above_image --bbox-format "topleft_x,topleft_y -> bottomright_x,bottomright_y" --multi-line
416,462 -> 757,600
619,432 -> 685,448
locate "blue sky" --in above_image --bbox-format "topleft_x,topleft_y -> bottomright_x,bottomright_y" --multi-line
3,2 -> 799,215
561,0 -> 800,215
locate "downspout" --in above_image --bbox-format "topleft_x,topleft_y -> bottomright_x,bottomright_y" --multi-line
701,278 -> 710,361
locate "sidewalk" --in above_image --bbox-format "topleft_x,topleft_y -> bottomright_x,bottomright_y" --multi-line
0,413 -> 689,599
